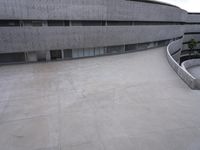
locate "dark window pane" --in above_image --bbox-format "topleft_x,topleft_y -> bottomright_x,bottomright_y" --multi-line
125,44 -> 137,51
23,20 -> 43,26
64,21 -> 70,26
71,21 -> 105,26
0,20 -> 20,27
64,49 -> 72,59
107,21 -> 132,26
48,20 -> 64,26
50,50 -> 62,60
106,45 -> 125,54
0,53 -> 25,63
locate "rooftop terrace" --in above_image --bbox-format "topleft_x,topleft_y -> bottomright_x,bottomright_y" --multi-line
0,47 -> 200,150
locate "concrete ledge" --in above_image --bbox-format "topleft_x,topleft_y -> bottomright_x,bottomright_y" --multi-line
182,59 -> 200,89
182,59 -> 200,68
167,39 -> 200,90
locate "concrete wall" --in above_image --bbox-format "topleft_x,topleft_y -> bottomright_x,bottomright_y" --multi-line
0,0 -> 186,21
1,0 -> 200,89
0,26 -> 184,53
183,14 -> 200,50
167,39 -> 200,90
0,0 -> 186,54
186,13 -> 200,23
181,59 -> 200,89
0,0 -> 199,64
182,59 -> 200,68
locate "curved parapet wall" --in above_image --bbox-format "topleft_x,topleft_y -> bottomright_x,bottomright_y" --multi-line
181,59 -> 200,89
167,39 -> 200,90
182,59 -> 200,68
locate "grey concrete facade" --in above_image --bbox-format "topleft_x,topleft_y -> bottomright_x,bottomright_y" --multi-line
0,0 -> 199,87
1,1 -> 200,149
0,0 -> 198,64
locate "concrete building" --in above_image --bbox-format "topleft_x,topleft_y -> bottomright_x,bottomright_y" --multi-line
0,0 -> 199,64
1,1 -> 200,150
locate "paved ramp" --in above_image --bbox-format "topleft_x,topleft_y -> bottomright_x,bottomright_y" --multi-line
0,47 -> 200,150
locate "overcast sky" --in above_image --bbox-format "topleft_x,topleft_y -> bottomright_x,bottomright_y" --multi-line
161,0 -> 200,12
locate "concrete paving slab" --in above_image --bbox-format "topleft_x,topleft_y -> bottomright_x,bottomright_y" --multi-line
0,47 -> 200,150
0,115 -> 59,150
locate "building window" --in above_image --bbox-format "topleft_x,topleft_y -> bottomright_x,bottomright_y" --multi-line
71,21 -> 106,26
50,50 -> 62,60
125,44 -> 137,52
0,20 -> 20,27
64,49 -> 72,59
106,45 -> 125,54
84,48 -> 95,57
48,20 -> 65,26
64,21 -> 70,26
95,47 -> 105,56
23,20 -> 43,26
0,52 -> 25,63
107,21 -> 133,26
72,49 -> 84,58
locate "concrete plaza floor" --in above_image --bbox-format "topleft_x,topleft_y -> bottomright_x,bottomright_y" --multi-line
0,47 -> 200,150
188,65 -> 200,79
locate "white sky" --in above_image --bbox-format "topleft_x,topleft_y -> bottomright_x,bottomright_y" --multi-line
161,0 -> 200,12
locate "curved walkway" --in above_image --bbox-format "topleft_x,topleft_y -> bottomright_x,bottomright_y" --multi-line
0,47 -> 200,150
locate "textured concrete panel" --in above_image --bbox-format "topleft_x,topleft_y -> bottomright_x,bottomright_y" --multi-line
187,14 -> 200,23
0,0 -> 199,58
0,0 -> 187,21
0,26 -> 184,53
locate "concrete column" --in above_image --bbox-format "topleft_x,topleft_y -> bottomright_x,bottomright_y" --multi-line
46,51 -> 51,61
61,50 -> 64,59
27,52 -> 37,62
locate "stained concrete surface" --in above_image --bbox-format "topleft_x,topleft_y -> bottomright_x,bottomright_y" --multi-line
0,47 -> 200,150
187,65 -> 200,79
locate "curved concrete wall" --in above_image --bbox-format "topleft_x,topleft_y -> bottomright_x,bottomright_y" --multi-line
181,59 -> 200,89
0,0 -> 186,21
0,0 -> 199,64
0,26 -> 184,53
167,39 -> 200,90
0,0 -> 199,89
0,0 -> 186,54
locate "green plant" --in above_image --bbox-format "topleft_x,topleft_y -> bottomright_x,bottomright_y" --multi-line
198,46 -> 200,56
188,39 -> 197,56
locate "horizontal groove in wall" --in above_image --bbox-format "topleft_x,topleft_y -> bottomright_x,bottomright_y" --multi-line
0,20 -> 186,27
184,32 -> 200,35
188,13 -> 200,15
183,41 -> 200,44
185,22 -> 200,24
171,48 -> 181,56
